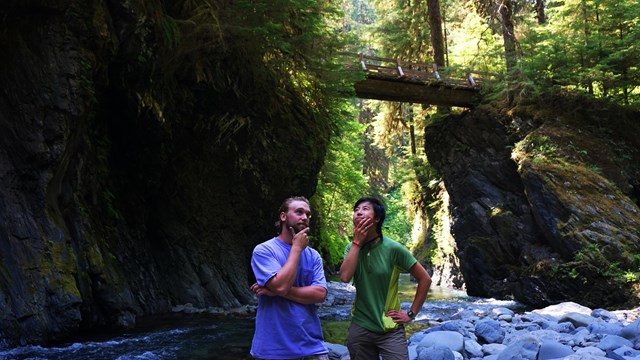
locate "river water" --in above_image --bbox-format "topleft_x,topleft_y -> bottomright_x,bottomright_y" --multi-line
0,278 -> 528,360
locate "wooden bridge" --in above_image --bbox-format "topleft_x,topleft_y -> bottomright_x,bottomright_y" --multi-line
352,54 -> 496,108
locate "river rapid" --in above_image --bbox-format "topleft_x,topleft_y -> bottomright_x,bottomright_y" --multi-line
0,276 -> 528,360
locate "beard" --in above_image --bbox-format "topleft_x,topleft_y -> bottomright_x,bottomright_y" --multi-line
286,216 -> 308,233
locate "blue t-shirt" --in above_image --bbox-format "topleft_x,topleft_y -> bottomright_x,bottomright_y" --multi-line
250,237 -> 328,359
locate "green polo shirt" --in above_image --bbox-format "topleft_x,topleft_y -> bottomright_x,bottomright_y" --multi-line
345,236 -> 417,333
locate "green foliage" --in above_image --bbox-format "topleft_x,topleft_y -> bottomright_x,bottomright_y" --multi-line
623,255 -> 640,283
445,0 -> 506,73
311,106 -> 369,268
556,243 -> 639,286
159,14 -> 180,49
521,0 -> 640,105
116,0 -> 359,144
381,187 -> 412,245
623,271 -> 637,283
422,189 -> 451,267
515,133 -> 560,165
369,0 -> 432,61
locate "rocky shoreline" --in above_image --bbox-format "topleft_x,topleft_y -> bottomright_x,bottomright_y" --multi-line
171,281 -> 640,360
325,301 -> 640,360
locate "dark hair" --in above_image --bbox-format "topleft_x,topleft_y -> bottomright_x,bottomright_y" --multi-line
353,197 -> 385,235
275,196 -> 310,234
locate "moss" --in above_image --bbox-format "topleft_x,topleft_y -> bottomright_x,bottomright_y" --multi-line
39,236 -> 81,299
413,182 -> 455,269
321,320 -> 349,345
515,141 -> 639,275
512,93 -> 640,195
405,321 -> 430,338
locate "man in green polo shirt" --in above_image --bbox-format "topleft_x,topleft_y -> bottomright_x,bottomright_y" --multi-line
340,197 -> 432,359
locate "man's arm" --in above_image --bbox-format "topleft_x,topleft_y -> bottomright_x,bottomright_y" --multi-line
283,286 -> 327,304
387,261 -> 432,324
285,248 -> 328,304
263,228 -> 309,296
251,283 -> 327,304
339,218 -> 372,282
339,243 -> 360,283
407,261 -> 432,319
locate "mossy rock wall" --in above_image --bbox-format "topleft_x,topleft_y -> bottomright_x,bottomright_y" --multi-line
424,94 -> 640,309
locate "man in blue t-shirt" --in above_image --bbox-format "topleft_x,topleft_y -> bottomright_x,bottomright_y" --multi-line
250,196 -> 329,360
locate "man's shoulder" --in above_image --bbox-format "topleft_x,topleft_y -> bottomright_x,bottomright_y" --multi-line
381,236 -> 404,248
382,237 -> 412,254
305,246 -> 323,259
253,237 -> 278,252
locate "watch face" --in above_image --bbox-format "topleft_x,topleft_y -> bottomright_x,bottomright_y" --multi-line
407,310 -> 415,318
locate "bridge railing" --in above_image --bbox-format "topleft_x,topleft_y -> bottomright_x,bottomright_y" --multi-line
352,53 -> 501,89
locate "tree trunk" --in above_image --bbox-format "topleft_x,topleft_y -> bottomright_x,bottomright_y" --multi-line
535,0 -> 546,24
408,105 -> 416,155
427,0 -> 446,68
426,0 -> 449,112
499,0 -> 517,104
580,0 -> 592,93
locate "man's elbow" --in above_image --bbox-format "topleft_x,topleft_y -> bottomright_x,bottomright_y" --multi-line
269,284 -> 291,297
316,288 -> 328,303
338,263 -> 353,283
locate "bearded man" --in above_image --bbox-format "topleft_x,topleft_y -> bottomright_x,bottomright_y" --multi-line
249,196 -> 329,360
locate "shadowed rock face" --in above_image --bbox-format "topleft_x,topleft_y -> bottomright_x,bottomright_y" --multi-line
0,0 -> 329,348
424,99 -> 640,310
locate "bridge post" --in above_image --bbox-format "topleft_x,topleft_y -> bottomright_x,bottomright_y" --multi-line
396,60 -> 405,78
466,72 -> 476,87
359,54 -> 367,71
432,64 -> 441,80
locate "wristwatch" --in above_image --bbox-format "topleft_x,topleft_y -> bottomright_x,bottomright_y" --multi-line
407,310 -> 416,319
